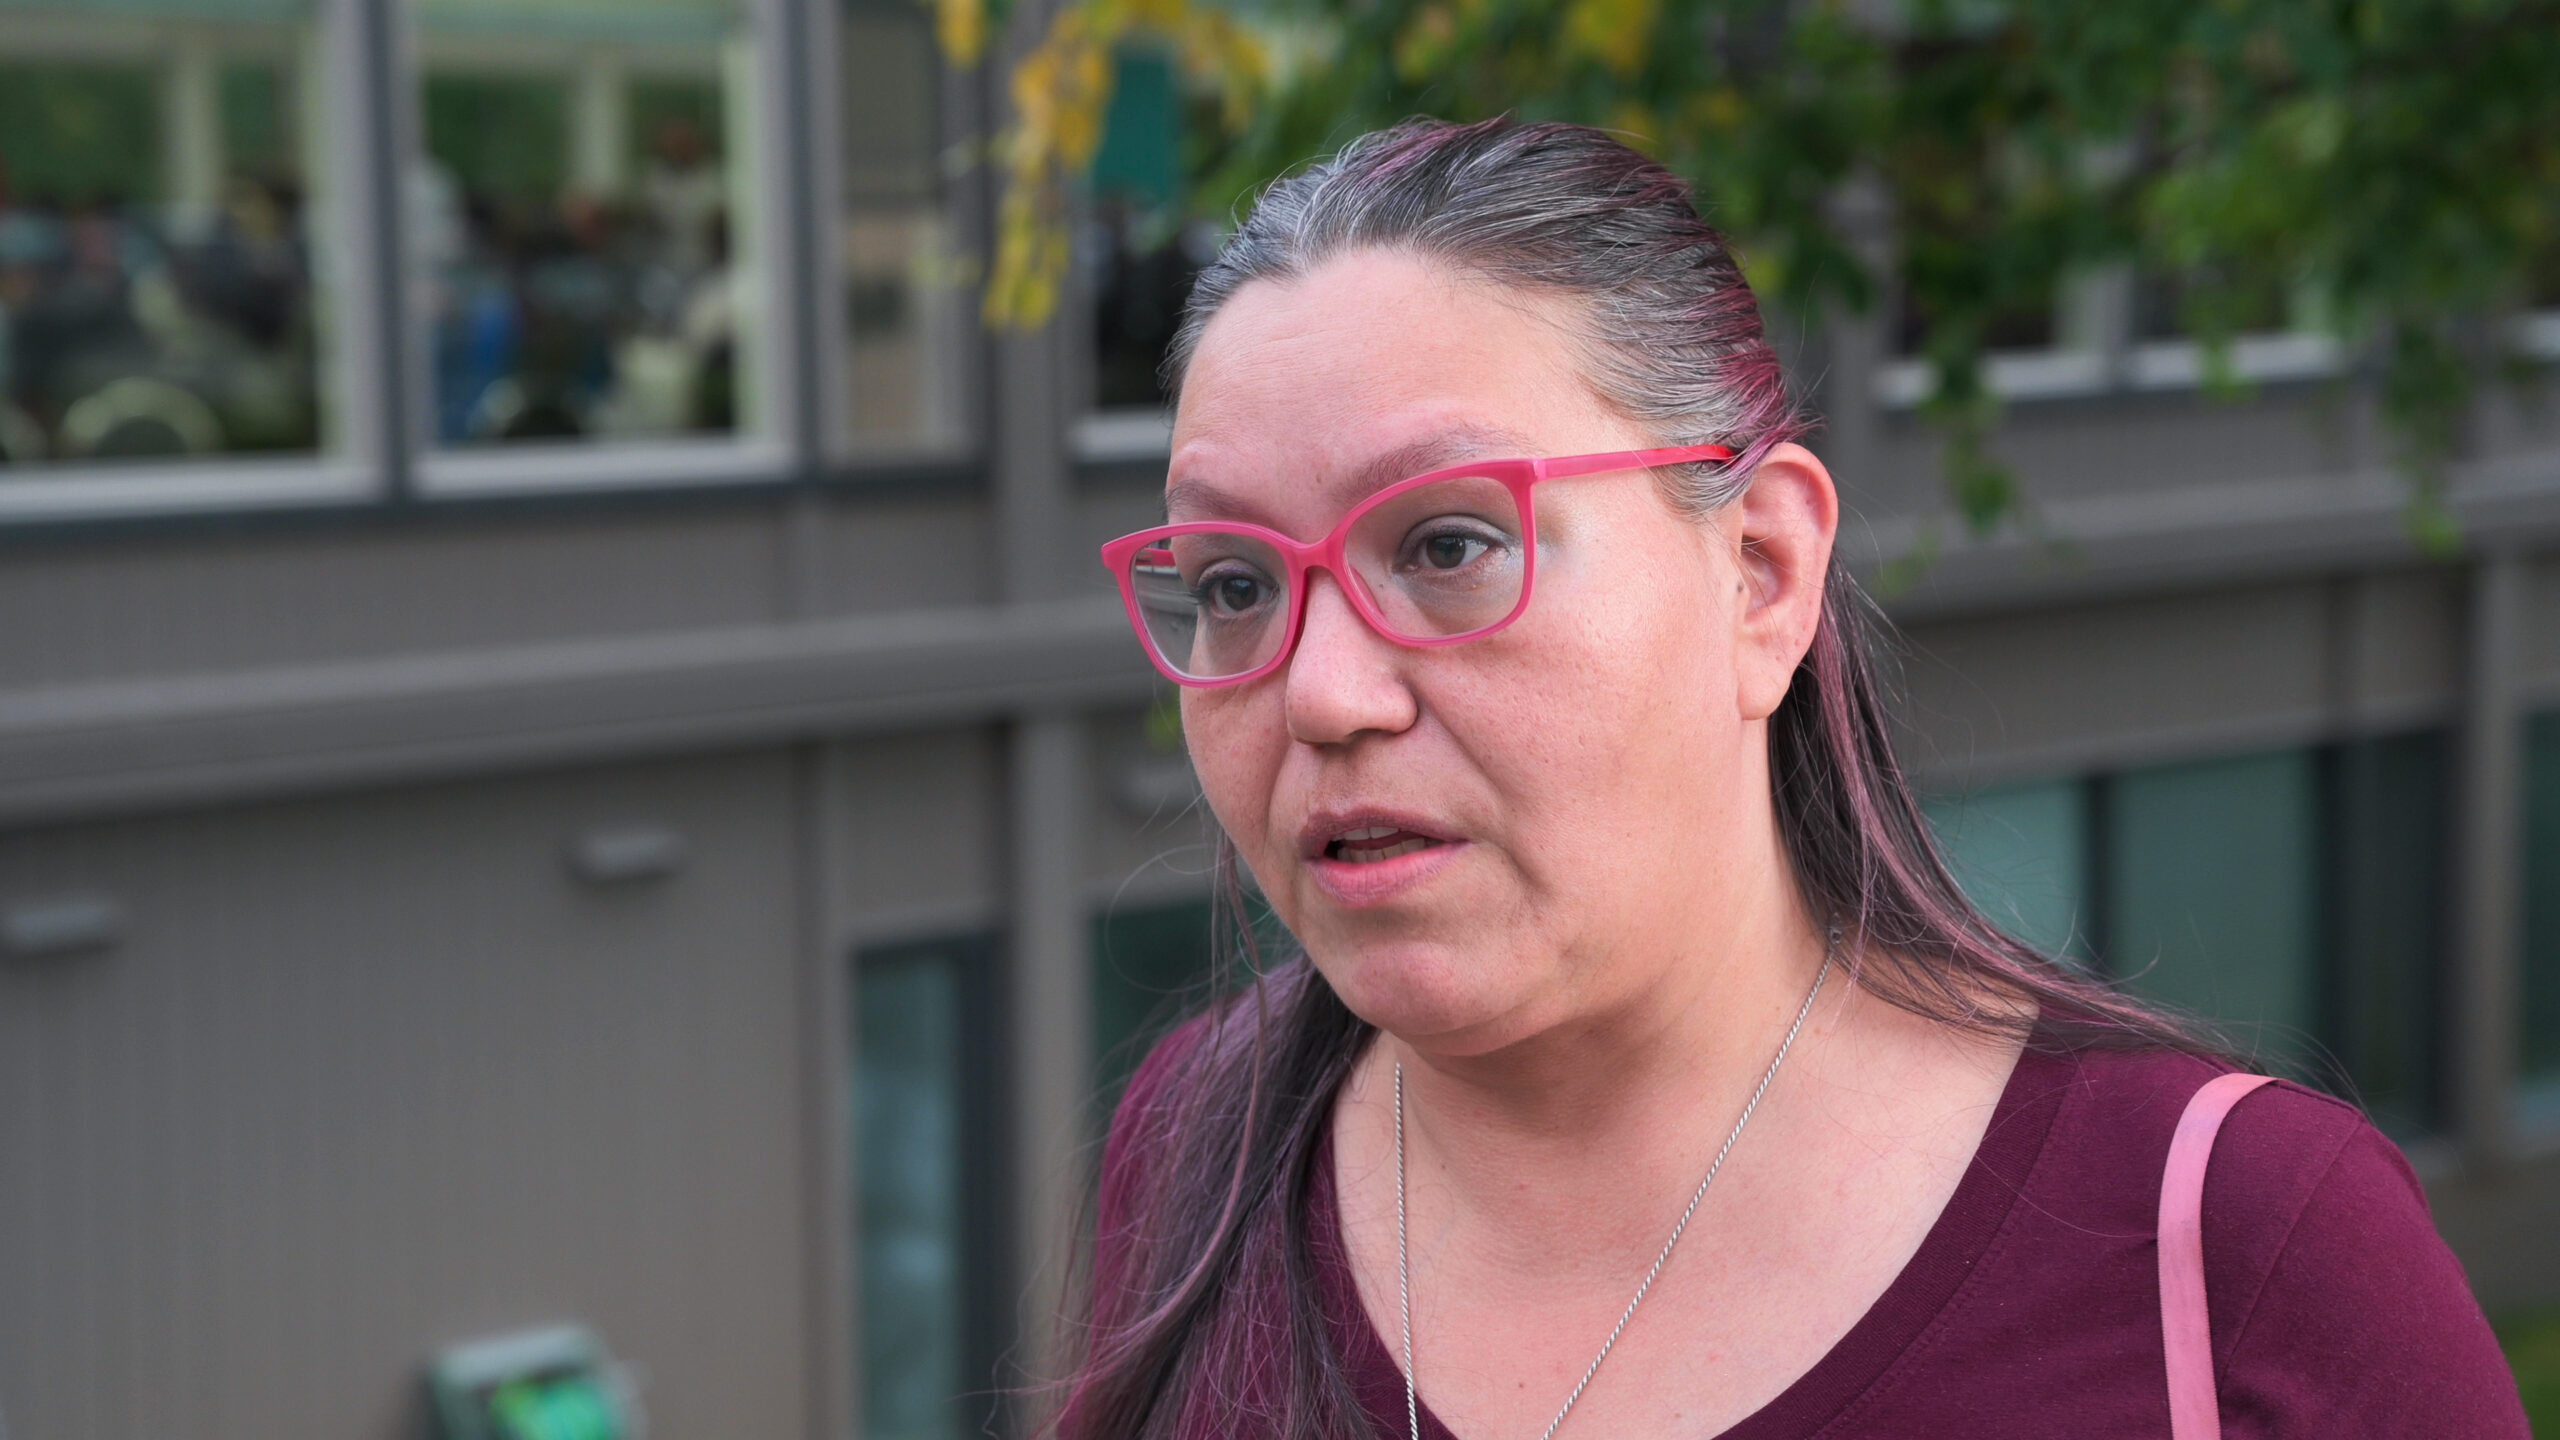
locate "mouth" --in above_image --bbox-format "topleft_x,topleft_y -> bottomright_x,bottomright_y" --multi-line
1296,811 -> 1466,906
1323,825 -> 1446,864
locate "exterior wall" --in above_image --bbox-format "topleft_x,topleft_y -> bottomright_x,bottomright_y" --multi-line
0,6 -> 2554,1435
0,751 -> 811,1439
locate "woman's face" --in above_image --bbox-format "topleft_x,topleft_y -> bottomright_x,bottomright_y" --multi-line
1172,250 -> 1831,1057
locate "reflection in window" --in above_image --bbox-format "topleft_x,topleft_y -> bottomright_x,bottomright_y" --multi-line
0,2 -> 328,467
839,0 -> 969,455
411,0 -> 763,447
856,934 -> 998,1440
1925,734 -> 2448,1134
2524,714 -> 2560,1125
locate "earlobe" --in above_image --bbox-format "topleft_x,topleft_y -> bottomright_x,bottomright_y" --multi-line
1731,444 -> 1840,721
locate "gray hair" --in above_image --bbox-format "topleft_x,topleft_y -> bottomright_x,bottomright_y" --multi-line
1164,117 -> 1811,517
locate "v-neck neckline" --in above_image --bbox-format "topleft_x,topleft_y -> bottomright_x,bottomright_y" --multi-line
1308,1044 -> 2074,1440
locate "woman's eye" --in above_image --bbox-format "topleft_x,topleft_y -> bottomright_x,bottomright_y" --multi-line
1403,523 -> 1504,572
1196,569 -> 1273,616
1421,534 -> 1486,569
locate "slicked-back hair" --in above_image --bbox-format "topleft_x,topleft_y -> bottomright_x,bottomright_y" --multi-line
1055,117 -> 2207,1440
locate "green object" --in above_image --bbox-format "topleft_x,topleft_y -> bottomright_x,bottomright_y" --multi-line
489,1375 -> 619,1440
1091,46 -> 1178,208
2499,1311 -> 2560,1437
427,1326 -> 627,1440
0,63 -> 161,204
423,73 -> 568,203
218,61 -> 295,181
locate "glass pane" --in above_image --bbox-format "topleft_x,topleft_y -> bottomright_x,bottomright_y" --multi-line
839,0 -> 968,455
0,2 -> 329,467
856,939 -> 968,1440
1091,897 -> 1213,1114
1922,778 -> 2092,963
2325,732 -> 2447,1137
2523,714 -> 2560,1114
410,0 -> 764,447
1088,46 -> 1203,414
2106,750 -> 2321,1070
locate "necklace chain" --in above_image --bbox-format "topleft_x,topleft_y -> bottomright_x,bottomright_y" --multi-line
1393,934 -> 1836,1440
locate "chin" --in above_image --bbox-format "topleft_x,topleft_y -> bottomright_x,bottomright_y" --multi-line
1304,934 -> 1537,1049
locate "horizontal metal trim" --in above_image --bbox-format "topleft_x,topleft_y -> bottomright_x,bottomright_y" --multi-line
0,597 -> 1158,828
1862,447 -> 2560,624
1901,695 -> 2458,795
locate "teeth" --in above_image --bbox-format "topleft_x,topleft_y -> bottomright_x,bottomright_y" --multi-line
1338,825 -> 1398,843
1339,836 -> 1432,863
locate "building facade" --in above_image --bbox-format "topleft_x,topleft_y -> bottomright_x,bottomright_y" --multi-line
0,2 -> 2556,1437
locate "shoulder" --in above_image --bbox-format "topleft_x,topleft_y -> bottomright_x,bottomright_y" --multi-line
2037,1047 -> 2526,1435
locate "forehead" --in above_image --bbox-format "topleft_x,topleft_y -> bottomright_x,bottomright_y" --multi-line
1166,252 -> 1618,524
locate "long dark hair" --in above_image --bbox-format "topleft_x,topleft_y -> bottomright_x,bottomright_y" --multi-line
1055,118 -> 2204,1440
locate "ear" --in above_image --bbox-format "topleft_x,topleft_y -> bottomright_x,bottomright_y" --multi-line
1728,443 -> 1840,723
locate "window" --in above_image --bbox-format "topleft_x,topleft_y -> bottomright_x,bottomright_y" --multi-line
1926,733 -> 2448,1134
1092,895 -> 1213,1116
0,1 -> 340,474
2523,713 -> 2560,1128
407,0 -> 777,474
1921,777 -> 2092,963
2106,751 -> 2324,1068
836,0 -> 971,457
1073,43 -> 1222,460
856,933 -> 1004,1440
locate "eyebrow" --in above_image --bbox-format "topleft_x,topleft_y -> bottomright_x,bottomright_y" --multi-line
1163,422 -> 1540,526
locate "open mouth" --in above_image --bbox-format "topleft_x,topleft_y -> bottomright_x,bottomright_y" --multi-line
1324,826 -> 1443,864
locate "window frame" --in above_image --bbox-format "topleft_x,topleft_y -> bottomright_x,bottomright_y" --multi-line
399,0 -> 809,498
806,0 -> 989,471
0,0 -> 388,521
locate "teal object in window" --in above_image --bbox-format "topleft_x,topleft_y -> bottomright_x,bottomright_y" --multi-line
1092,897 -> 1214,1117
1090,47 -> 1178,208
856,940 -> 970,1440
1922,778 -> 2092,964
2107,751 -> 2322,1070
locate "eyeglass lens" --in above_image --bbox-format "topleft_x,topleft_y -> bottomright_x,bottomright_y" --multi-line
1125,474 -> 1528,681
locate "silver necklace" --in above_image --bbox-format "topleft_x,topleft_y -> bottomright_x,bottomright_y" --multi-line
1392,937 -> 1835,1440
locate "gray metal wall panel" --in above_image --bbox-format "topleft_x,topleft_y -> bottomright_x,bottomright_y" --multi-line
0,752 -> 810,1440
1898,581 -> 2344,785
837,725 -> 1005,927
0,493 -> 993,691
805,492 -> 997,617
0,510 -> 790,687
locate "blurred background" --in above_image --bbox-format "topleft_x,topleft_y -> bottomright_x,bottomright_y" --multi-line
0,0 -> 2555,1436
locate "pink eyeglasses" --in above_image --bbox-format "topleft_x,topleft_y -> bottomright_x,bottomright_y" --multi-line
1099,443 -> 1735,687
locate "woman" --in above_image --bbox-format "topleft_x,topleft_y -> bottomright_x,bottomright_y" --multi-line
1071,119 -> 2524,1440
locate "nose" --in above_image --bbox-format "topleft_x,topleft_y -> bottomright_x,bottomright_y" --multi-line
1283,568 -> 1419,746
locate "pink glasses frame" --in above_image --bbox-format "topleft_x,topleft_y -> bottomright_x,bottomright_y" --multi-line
1099,442 -> 1736,688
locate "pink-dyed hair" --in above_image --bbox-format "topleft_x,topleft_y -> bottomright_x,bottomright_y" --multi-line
1054,117 -> 2205,1440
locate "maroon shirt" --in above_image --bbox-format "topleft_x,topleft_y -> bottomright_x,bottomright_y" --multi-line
1093,1028 -> 2528,1438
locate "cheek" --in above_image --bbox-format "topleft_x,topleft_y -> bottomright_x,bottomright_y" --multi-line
1181,687 -> 1290,856
1457,543 -> 1738,853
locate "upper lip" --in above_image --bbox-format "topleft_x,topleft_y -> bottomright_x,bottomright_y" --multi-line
1297,807 -> 1463,860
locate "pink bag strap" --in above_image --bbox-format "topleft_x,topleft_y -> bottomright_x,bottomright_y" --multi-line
2159,1072 -> 2276,1440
